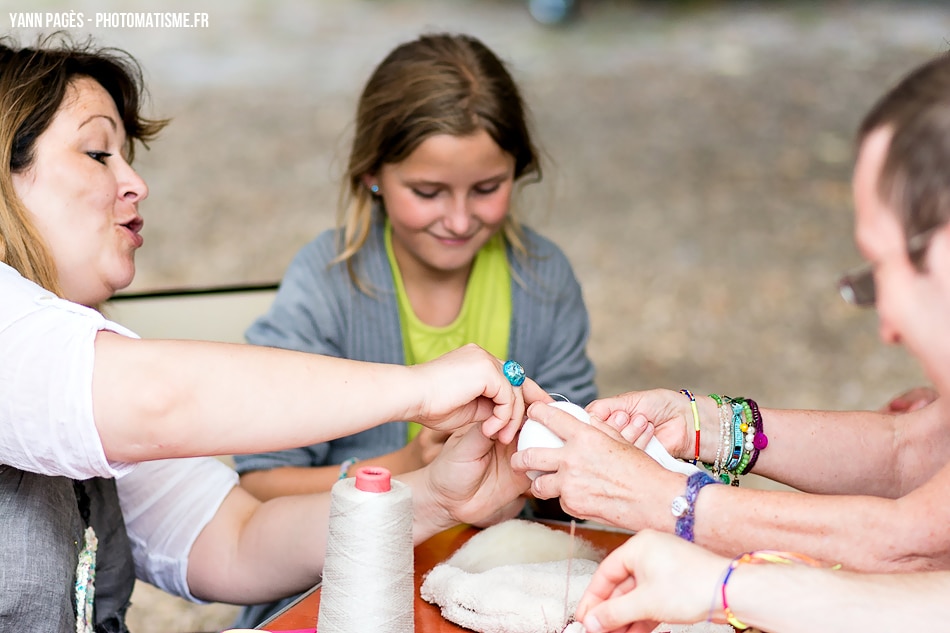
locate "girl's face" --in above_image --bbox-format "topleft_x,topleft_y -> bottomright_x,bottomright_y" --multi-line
12,76 -> 148,306
370,129 -> 516,279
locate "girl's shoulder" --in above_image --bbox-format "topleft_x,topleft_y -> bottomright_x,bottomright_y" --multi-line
511,225 -> 573,268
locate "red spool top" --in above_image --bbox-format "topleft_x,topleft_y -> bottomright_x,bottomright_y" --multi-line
354,466 -> 392,492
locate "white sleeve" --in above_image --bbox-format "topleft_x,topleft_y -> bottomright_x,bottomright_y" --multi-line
0,266 -> 136,479
117,457 -> 238,601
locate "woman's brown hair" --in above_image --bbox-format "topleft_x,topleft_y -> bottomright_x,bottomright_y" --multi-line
0,33 -> 166,295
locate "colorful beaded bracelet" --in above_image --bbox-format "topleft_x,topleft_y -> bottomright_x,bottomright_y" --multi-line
672,471 -> 721,542
726,401 -> 745,474
703,395 -> 770,485
742,398 -> 768,475
338,456 -> 359,480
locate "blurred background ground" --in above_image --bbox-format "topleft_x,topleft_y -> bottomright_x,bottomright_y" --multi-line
7,0 -> 950,630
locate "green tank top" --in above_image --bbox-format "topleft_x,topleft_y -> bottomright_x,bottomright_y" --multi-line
384,221 -> 512,441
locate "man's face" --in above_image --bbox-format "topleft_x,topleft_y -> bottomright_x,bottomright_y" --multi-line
852,126 -> 950,392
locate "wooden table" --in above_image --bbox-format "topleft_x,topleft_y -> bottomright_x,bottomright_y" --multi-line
259,521 -> 634,632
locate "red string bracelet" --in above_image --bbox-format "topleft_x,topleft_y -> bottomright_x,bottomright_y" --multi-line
680,388 -> 701,464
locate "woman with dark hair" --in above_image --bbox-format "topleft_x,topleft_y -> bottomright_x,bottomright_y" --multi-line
0,35 -> 539,632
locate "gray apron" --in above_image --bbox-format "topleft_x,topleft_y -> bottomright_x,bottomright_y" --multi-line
0,466 -> 135,632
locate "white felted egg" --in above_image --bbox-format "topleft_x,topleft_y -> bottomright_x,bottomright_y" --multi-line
517,401 -> 591,480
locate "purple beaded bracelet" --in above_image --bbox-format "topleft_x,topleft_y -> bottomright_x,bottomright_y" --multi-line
672,471 -> 721,542
742,399 -> 768,474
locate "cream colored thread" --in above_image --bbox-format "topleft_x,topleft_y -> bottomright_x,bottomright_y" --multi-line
317,476 -> 414,633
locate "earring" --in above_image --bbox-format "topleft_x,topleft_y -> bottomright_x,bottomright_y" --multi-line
370,184 -> 380,194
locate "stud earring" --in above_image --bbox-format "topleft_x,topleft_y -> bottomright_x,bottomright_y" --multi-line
370,184 -> 379,194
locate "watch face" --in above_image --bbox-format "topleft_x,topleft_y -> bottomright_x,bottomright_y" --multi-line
671,495 -> 689,517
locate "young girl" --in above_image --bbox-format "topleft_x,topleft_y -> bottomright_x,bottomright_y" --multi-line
235,31 -> 596,500
231,30 -> 594,629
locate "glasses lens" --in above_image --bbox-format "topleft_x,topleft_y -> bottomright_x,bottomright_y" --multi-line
838,268 -> 875,306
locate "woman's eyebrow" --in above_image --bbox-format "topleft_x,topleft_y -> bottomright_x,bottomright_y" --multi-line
78,113 -> 118,131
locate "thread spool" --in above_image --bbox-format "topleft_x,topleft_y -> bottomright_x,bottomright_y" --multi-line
317,466 -> 414,633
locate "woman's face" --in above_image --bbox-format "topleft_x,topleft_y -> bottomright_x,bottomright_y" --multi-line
369,129 -> 516,280
12,76 -> 148,305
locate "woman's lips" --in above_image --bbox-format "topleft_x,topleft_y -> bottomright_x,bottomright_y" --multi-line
121,217 -> 145,247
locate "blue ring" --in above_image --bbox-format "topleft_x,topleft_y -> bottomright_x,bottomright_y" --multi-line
503,360 -> 526,387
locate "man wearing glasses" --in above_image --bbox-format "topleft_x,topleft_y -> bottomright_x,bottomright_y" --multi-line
512,51 -> 950,575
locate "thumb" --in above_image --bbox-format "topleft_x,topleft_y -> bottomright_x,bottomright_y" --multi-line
581,590 -> 658,633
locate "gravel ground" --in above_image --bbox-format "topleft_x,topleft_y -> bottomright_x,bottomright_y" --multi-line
8,0 -> 950,630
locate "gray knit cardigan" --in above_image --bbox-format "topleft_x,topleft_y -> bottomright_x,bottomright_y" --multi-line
233,219 -> 596,474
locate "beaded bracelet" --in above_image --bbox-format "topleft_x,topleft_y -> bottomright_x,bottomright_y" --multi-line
715,550 -> 839,630
705,395 -> 769,485
725,401 -> 746,476
733,398 -> 755,477
338,456 -> 359,480
679,388 -> 701,464
706,394 -> 733,483
672,471 -> 721,542
741,398 -> 768,475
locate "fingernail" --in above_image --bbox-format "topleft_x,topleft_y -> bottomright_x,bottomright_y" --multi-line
583,615 -> 603,633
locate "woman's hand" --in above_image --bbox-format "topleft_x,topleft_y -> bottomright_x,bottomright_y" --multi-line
416,427 -> 451,465
510,402 -> 683,529
575,530 -> 728,633
416,423 -> 531,535
588,389 -> 716,462
407,344 -> 549,444
389,427 -> 454,475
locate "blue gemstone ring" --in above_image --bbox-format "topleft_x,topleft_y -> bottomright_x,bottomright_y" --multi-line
502,360 -> 526,387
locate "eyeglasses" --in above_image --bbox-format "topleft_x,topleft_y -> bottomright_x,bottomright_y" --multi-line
837,228 -> 937,307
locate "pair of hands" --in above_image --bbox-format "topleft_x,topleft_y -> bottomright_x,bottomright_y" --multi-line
411,347 -> 689,530
508,391 -> 688,527
412,347 -> 695,529
408,348 -> 682,531
407,345 -> 547,530
424,404 -> 731,633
